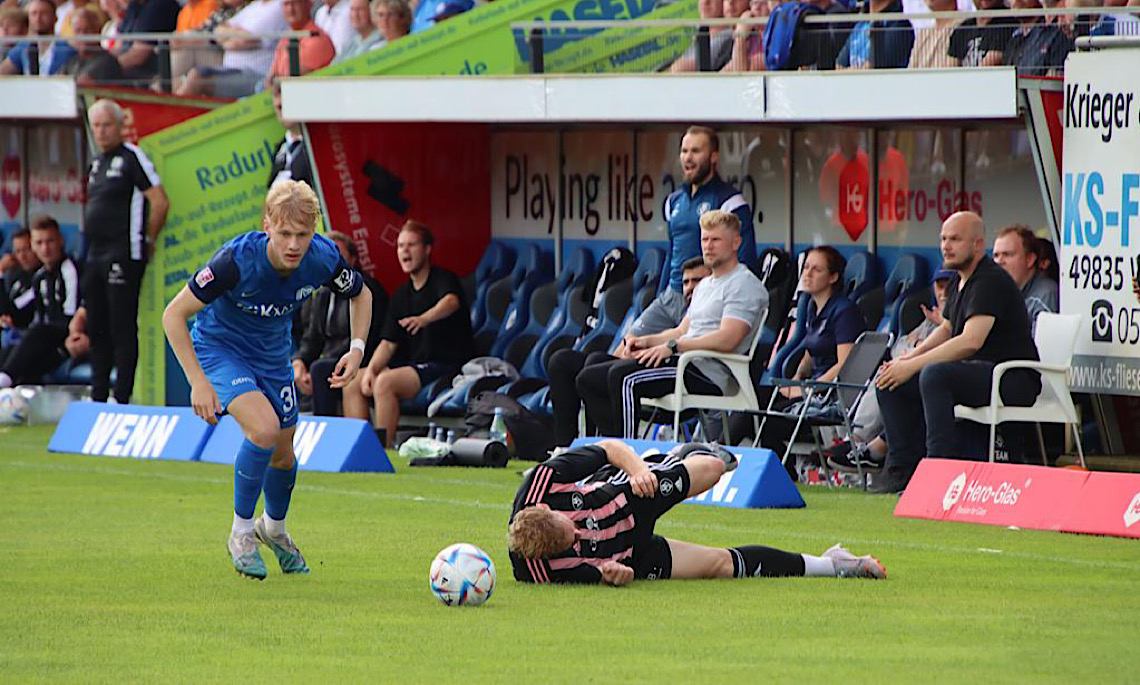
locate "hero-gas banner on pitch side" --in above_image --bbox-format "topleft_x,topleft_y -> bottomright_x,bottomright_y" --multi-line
1060,50 -> 1140,395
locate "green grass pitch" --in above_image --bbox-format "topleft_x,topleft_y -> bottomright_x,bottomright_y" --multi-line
3,424 -> 1139,682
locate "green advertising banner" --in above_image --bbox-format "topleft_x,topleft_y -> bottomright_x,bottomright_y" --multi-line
135,0 -> 697,405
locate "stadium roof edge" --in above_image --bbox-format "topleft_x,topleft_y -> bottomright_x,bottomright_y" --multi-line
281,69 -> 1018,124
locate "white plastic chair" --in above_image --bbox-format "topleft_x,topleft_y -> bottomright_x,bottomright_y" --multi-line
954,312 -> 1086,467
641,303 -> 769,441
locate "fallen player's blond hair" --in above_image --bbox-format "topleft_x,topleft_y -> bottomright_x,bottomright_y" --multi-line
508,506 -> 566,559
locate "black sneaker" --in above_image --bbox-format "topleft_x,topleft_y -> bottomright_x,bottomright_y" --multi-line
826,443 -> 884,473
868,473 -> 908,494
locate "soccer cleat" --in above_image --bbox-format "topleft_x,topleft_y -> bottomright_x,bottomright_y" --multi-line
823,543 -> 887,579
254,516 -> 311,575
228,531 -> 267,580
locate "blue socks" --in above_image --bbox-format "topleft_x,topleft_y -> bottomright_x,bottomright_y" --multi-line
233,439 -> 274,519
263,460 -> 298,522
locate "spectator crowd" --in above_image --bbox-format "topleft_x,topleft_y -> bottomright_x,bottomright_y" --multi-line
668,0 -> 1139,75
0,0 -> 425,91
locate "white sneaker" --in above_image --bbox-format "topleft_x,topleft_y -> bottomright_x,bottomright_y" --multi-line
823,543 -> 887,579
254,516 -> 310,575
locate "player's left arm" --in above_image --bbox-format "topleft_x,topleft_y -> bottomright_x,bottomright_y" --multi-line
326,258 -> 370,389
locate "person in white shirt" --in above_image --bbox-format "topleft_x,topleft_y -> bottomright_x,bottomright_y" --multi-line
334,0 -> 382,61
314,0 -> 354,54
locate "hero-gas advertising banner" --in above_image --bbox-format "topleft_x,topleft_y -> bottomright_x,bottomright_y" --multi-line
1060,50 -> 1140,395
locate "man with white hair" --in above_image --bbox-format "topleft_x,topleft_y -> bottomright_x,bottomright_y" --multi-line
83,98 -> 169,405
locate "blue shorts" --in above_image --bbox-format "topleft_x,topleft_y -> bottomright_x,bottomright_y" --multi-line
198,348 -> 298,428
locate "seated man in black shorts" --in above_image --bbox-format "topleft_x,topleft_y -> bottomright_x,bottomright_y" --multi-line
357,220 -> 475,446
508,439 -> 886,585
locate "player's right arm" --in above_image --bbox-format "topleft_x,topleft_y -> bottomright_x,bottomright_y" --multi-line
596,440 -> 657,498
163,286 -> 220,424
162,247 -> 241,425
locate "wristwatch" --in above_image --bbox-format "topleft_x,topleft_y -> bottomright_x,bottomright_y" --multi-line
667,339 -> 678,355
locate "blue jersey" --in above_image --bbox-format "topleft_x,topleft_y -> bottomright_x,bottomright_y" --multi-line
188,232 -> 363,371
662,175 -> 757,292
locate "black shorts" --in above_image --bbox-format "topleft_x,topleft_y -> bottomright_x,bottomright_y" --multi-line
391,361 -> 459,387
627,460 -> 691,580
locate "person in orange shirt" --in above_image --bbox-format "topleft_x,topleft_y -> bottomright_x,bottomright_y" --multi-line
176,0 -> 217,30
269,0 -> 333,80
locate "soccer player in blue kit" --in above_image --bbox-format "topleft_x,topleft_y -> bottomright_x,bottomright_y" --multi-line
162,181 -> 372,579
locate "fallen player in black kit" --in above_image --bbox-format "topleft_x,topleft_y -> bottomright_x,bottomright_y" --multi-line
508,440 -> 887,586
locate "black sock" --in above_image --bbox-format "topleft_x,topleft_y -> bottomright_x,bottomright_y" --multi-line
728,546 -> 806,578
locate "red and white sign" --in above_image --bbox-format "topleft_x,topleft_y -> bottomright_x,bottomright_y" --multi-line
894,458 -> 1140,539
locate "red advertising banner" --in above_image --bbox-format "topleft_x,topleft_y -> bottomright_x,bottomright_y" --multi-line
307,122 -> 491,293
81,89 -> 219,143
894,458 -> 1140,539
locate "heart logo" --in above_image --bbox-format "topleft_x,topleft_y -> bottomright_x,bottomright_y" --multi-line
837,159 -> 868,242
1123,492 -> 1140,528
1,152 -> 20,219
943,472 -> 967,512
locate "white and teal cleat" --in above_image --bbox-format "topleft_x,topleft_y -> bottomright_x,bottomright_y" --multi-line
228,531 -> 268,580
254,516 -> 310,575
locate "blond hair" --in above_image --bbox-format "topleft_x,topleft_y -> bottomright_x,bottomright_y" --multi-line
699,208 -> 741,234
264,180 -> 322,232
508,507 -> 569,559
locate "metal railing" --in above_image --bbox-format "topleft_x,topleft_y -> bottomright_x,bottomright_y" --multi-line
0,30 -> 314,92
513,6 -> 1140,74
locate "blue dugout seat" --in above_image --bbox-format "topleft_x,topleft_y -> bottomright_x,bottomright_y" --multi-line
467,242 -> 515,332
844,251 -> 880,302
472,244 -> 548,356
876,254 -> 929,339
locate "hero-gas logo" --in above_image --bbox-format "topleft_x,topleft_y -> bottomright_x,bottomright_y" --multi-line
942,472 -> 967,511
1124,492 -> 1140,528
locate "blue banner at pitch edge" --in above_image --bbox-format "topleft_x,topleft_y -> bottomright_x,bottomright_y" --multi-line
199,415 -> 395,473
568,438 -> 805,509
48,402 -> 213,462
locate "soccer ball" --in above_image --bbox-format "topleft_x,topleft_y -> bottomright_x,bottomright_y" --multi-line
429,543 -> 496,607
0,388 -> 28,426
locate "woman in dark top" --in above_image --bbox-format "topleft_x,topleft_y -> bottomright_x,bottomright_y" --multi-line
784,246 -> 865,395
728,246 -> 866,454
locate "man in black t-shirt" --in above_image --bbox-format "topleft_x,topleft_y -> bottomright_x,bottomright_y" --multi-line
948,0 -> 1018,67
873,211 -> 1040,493
357,221 -> 475,446
83,99 -> 169,405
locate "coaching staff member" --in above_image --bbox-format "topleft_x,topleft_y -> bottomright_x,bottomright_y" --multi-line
83,98 -> 169,404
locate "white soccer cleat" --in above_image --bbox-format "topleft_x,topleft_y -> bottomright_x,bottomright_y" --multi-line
823,543 -> 887,580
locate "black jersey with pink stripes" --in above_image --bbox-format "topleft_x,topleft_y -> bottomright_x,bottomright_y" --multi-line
508,445 -> 686,585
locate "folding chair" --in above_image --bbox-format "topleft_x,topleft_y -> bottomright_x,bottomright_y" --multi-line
752,331 -> 892,487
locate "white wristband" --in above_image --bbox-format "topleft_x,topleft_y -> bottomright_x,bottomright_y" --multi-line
349,338 -> 366,354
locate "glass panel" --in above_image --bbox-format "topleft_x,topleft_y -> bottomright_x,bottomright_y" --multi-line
27,124 -> 85,258
793,127 -> 873,257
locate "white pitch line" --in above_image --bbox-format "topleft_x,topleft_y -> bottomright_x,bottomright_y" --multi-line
4,458 -> 1139,572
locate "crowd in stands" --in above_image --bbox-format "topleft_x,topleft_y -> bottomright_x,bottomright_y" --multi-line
672,0 -> 1139,75
0,0 -> 420,91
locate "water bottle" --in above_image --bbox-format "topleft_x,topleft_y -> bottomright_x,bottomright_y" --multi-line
489,407 -> 507,444
435,427 -> 447,443
427,421 -> 437,440
446,429 -> 456,444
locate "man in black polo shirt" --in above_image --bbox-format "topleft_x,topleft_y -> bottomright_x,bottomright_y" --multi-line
357,221 -> 475,446
0,217 -> 81,389
84,98 -> 169,405
873,211 -> 1040,493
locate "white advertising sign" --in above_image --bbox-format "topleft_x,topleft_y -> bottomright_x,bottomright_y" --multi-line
1061,51 -> 1140,395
